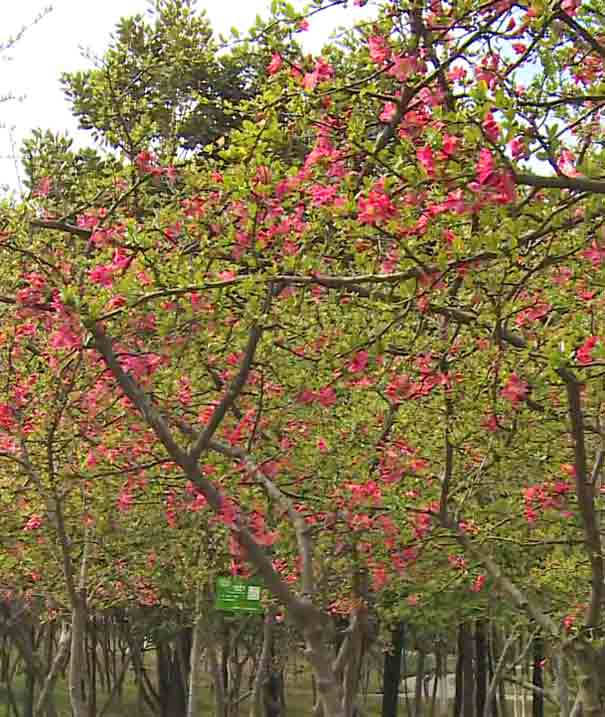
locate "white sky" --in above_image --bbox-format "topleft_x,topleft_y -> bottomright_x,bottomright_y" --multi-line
0,0 -> 372,194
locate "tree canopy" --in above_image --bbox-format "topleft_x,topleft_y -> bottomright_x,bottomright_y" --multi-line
3,0 -> 605,714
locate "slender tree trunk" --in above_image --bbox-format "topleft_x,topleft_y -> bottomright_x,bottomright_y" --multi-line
413,648 -> 425,717
402,633 -> 412,717
437,648 -> 448,717
476,622 -> 487,717
250,611 -> 274,717
382,623 -> 404,717
88,618 -> 97,717
23,665 -> 35,717
454,635 -> 463,717
485,630 -> 517,717
34,621 -> 70,717
68,598 -> 88,717
98,651 -> 131,717
531,638 -> 543,717
129,637 -> 158,715
569,642 -> 602,717
552,651 -> 570,717
222,622 -> 230,709
428,653 -> 439,717
342,611 -> 365,717
158,639 -> 188,717
487,632 -> 497,717
208,640 -> 227,717
460,623 -> 474,717
187,611 -> 206,717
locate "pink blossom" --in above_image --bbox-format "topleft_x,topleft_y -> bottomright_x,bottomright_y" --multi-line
348,351 -> 369,373
482,111 -> 500,142
318,386 -> 337,407
562,0 -> 580,14
24,515 -> 43,531
475,55 -> 500,88
303,57 -> 334,90
111,247 -> 132,270
50,324 -> 81,350
563,613 -> 576,631
476,149 -> 495,185
388,53 -> 419,80
163,165 -> 178,183
448,554 -> 467,570
358,182 -> 398,224
417,145 -> 435,175
500,373 -> 528,405
557,149 -> 580,177
481,413 -> 499,432
448,65 -> 467,81
577,335 -> 599,364
583,241 -> 605,267
441,134 -> 459,158
89,264 -> 115,287
77,213 -> 101,231
471,574 -> 486,592
310,184 -> 338,205
267,53 -> 283,75
380,102 -> 398,122
508,136 -> 525,159
135,150 -> 159,175
368,35 -> 391,64
418,86 -> 444,107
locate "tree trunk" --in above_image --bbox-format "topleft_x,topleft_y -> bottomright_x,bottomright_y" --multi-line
342,618 -> 364,717
475,621 -> 487,717
157,636 -> 189,717
531,638 -> 543,717
208,640 -> 227,717
454,636 -> 463,717
68,599 -> 88,717
88,618 -> 97,717
98,651 -> 131,717
23,666 -> 35,717
303,619 -> 345,717
413,647 -> 425,717
487,632 -> 497,717
187,610 -> 206,717
382,623 -> 404,717
250,611 -> 274,717
460,623 -> 474,717
552,651 -> 570,717
570,641 -> 602,717
437,648 -> 448,717
34,621 -> 70,717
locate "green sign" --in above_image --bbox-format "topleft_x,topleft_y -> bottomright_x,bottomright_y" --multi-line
215,576 -> 264,613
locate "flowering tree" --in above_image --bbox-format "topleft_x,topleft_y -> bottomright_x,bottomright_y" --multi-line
3,0 -> 605,714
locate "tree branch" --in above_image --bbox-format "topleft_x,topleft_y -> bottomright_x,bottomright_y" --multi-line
209,439 -> 316,599
516,172 -> 605,194
89,322 -> 308,616
189,319 -> 264,463
441,515 -> 559,637
31,219 -> 92,239
557,367 -> 604,628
